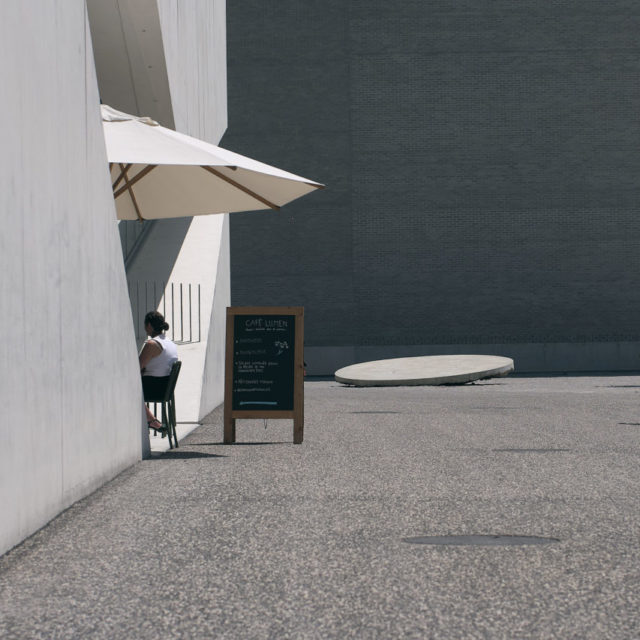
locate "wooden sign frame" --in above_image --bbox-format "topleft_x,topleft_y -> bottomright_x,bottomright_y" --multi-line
224,306 -> 304,444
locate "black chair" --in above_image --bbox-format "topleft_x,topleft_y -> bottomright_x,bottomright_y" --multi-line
145,360 -> 182,449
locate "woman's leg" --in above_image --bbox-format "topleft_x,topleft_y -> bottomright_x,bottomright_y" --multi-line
142,376 -> 169,430
145,404 -> 163,430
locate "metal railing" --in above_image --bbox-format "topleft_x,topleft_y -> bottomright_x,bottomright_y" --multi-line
128,281 -> 201,344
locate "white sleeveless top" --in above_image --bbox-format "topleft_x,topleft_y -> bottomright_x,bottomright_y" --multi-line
143,333 -> 178,377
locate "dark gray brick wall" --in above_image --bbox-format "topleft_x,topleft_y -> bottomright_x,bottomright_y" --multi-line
225,2 -> 640,366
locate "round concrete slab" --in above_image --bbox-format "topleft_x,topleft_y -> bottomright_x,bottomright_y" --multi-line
334,355 -> 514,387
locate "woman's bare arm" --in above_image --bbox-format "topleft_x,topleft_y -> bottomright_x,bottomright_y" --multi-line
139,340 -> 162,371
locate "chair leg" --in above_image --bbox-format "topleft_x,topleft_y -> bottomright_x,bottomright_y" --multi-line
175,395 -> 178,448
162,402 -> 172,449
169,396 -> 178,448
152,402 -> 163,438
146,403 -> 156,437
167,402 -> 173,450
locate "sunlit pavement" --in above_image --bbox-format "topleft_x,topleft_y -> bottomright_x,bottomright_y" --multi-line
2,375 -> 640,639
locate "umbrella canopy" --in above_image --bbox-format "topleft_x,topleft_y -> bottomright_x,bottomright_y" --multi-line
102,105 -> 323,221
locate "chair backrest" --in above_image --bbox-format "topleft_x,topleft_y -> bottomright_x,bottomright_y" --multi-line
162,360 -> 182,401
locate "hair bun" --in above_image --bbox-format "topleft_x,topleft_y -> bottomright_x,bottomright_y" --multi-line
143,310 -> 169,335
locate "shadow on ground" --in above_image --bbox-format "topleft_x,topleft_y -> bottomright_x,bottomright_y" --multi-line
151,451 -> 227,460
185,441 -> 291,447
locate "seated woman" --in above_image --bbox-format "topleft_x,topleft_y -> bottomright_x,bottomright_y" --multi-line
139,311 -> 178,431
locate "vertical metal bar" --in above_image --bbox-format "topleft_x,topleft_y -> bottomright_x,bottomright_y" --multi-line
127,281 -> 132,337
136,282 -> 140,339
171,283 -> 175,340
189,284 -> 192,343
129,281 -> 134,340
198,285 -> 201,342
180,283 -> 184,342
162,281 -> 166,318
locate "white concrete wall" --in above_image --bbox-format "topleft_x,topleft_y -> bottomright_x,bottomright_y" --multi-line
125,0 -> 230,421
199,215 -> 231,418
87,0 -> 174,128
0,2 -> 144,556
88,0 -> 229,422
157,0 -> 230,418
126,214 -> 230,422
157,0 -> 227,143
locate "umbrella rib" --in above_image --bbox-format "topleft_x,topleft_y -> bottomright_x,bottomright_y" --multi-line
113,164 -> 158,199
128,187 -> 144,222
201,165 -> 280,211
116,163 -> 147,222
112,163 -> 132,191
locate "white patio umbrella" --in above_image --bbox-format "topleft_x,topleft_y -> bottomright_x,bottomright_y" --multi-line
102,105 -> 323,221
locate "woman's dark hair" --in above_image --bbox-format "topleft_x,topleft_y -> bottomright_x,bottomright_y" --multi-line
144,311 -> 170,334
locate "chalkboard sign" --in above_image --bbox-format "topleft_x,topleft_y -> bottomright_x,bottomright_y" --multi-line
224,307 -> 304,444
232,314 -> 295,410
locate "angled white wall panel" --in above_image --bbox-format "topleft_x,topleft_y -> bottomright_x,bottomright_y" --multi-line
87,0 -> 174,127
0,2 -> 144,556
157,0 -> 227,143
157,0 -> 229,419
88,0 -> 229,424
124,0 -> 230,421
157,0 -> 230,419
126,214 -> 229,422
199,214 -> 231,418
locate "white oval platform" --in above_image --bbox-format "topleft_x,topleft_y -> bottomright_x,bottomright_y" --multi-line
335,355 -> 514,387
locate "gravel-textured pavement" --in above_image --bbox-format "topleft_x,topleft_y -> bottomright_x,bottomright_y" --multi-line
1,376 -> 640,639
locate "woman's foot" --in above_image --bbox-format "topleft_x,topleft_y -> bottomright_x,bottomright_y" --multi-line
148,418 -> 164,432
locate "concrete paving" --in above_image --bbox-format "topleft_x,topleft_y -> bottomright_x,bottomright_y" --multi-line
2,375 -> 640,638
335,354 -> 515,386
149,421 -> 201,453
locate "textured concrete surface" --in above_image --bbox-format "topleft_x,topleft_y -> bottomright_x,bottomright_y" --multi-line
2,376 -> 640,638
335,354 -> 514,386
148,421 -> 201,454
0,1 -> 146,556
